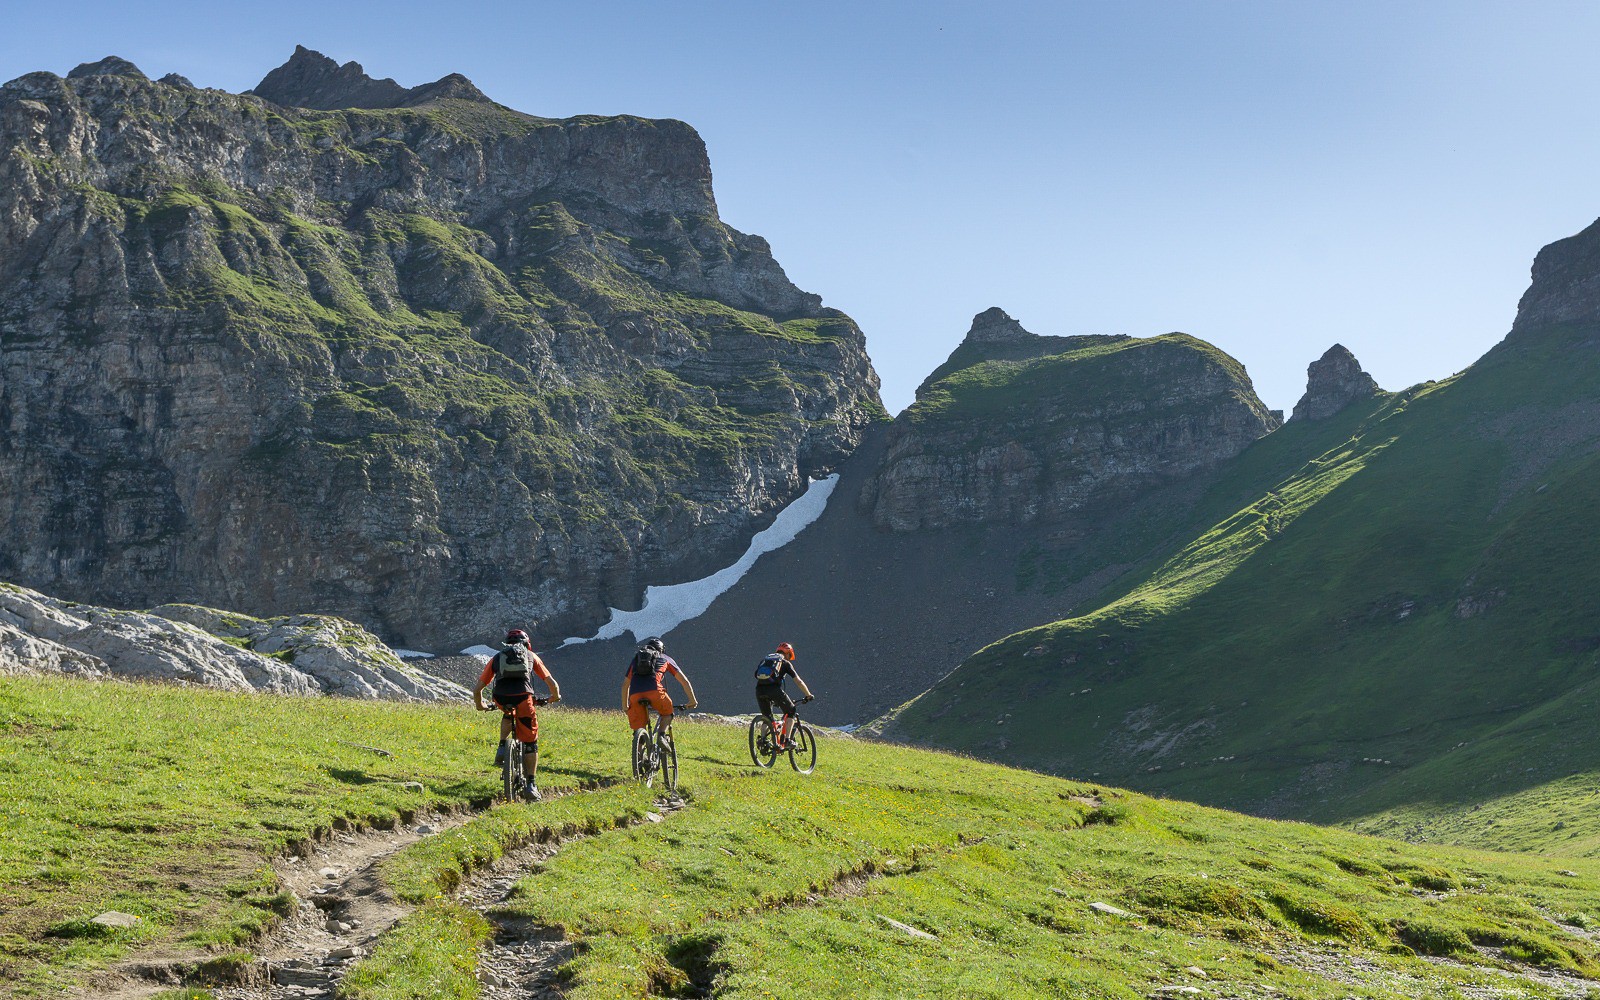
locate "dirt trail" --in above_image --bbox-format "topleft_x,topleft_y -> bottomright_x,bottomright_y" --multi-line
461,793 -> 688,1000
86,808 -> 475,1000
86,786 -> 688,1000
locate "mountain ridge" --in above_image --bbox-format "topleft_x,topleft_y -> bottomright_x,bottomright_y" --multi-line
877,224 -> 1600,850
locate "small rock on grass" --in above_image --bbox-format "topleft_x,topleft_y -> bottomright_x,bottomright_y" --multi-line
1090,901 -> 1136,917
1151,988 -> 1203,997
90,911 -> 141,928
415,824 -> 436,835
646,812 -> 663,823
1183,966 -> 1207,978
876,914 -> 937,941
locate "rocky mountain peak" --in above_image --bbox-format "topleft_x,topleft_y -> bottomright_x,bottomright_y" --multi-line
1291,344 -> 1380,421
964,307 -> 1034,345
247,45 -> 491,110
67,56 -> 147,80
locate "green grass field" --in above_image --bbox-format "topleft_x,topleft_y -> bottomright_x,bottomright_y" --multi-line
5,675 -> 1600,999
883,323 -> 1600,858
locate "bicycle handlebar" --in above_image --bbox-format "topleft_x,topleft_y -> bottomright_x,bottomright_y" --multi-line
479,696 -> 552,711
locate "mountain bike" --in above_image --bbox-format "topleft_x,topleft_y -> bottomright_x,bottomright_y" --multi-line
748,702 -> 816,774
633,703 -> 687,790
490,696 -> 548,803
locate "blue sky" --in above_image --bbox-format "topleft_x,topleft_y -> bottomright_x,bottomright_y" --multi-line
7,1 -> 1599,414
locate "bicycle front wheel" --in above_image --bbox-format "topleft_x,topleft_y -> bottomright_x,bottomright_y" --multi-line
661,733 -> 678,790
749,717 -> 778,769
502,737 -> 520,802
788,723 -> 816,774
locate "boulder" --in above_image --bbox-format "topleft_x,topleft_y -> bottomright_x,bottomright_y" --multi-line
0,583 -> 465,701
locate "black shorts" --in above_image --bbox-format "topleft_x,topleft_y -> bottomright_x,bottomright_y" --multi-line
757,686 -> 795,720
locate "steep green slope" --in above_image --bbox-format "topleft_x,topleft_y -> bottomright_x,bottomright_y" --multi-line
5,676 -> 1600,999
882,322 -> 1600,842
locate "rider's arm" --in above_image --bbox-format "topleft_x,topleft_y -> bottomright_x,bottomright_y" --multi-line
674,668 -> 698,710
620,675 -> 631,711
534,656 -> 561,703
792,670 -> 814,700
474,660 -> 495,710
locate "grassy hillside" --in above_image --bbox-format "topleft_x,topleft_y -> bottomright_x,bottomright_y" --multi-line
882,323 -> 1600,851
4,676 -> 1600,999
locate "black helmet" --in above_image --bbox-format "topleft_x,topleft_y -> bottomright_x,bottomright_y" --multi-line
642,636 -> 665,652
505,628 -> 530,644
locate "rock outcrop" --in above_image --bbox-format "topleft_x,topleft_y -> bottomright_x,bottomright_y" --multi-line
0,584 -> 464,699
0,50 -> 882,648
1509,216 -> 1600,337
1290,344 -> 1380,421
866,310 -> 1280,531
248,45 -> 490,110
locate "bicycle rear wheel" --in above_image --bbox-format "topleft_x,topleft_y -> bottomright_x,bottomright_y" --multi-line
788,723 -> 816,774
632,728 -> 651,781
749,717 -> 778,769
661,733 -> 678,790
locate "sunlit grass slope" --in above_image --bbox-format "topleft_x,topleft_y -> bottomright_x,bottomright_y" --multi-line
5,676 -> 1600,999
883,325 -> 1600,850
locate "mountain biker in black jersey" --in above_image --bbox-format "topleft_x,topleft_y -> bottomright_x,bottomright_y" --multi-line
754,641 -> 813,750
474,628 -> 560,800
622,636 -> 697,740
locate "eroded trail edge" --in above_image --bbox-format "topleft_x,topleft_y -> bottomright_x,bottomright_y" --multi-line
464,794 -> 690,1000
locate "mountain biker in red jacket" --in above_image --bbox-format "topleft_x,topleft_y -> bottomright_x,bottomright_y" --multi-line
475,628 -> 560,799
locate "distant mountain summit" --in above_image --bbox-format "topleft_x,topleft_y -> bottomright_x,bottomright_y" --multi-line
875,309 -> 1279,531
248,45 -> 493,110
1291,343 -> 1381,421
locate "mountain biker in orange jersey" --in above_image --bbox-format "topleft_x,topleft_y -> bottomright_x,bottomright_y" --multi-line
754,641 -> 813,749
621,636 -> 697,740
474,628 -> 560,799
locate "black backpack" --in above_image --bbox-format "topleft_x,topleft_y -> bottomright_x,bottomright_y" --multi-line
632,647 -> 663,681
498,643 -> 530,681
754,653 -> 785,683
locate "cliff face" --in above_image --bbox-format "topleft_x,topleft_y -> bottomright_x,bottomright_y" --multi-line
0,51 -> 883,648
866,309 -> 1279,532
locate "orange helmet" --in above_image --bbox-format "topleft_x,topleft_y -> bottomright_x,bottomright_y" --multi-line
776,642 -> 795,661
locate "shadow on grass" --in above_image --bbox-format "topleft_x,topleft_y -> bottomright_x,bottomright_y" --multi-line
323,767 -> 376,785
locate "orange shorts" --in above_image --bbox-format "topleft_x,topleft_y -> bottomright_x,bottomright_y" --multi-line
494,693 -> 539,744
626,690 -> 673,730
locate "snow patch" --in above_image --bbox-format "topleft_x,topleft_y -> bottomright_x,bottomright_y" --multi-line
563,475 -> 840,647
459,644 -> 498,658
392,649 -> 434,660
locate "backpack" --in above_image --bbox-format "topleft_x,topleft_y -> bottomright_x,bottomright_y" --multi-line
632,647 -> 663,681
754,653 -> 785,684
498,643 -> 530,682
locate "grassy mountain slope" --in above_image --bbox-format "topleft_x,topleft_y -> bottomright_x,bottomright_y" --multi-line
4,676 -> 1600,999
882,322 -> 1600,845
